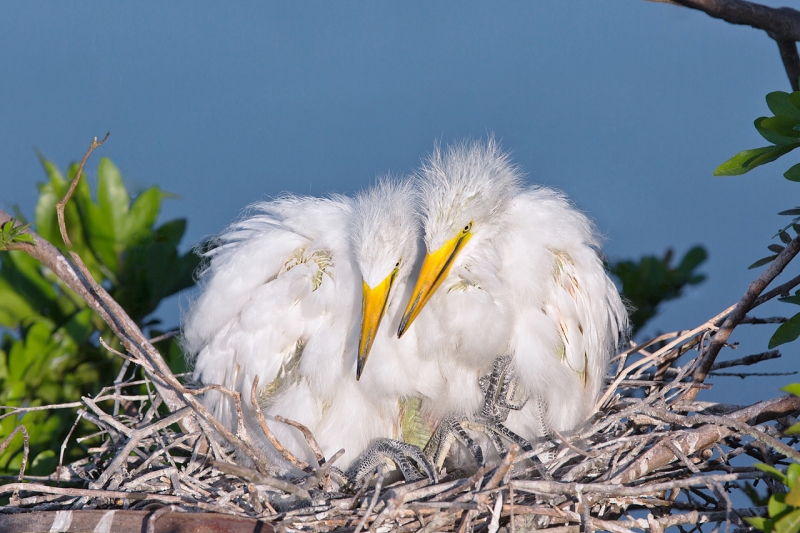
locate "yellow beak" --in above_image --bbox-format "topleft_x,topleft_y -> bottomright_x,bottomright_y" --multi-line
398,231 -> 472,337
357,269 -> 398,380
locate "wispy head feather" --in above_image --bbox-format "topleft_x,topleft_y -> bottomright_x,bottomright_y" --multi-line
418,137 -> 523,249
351,176 -> 420,287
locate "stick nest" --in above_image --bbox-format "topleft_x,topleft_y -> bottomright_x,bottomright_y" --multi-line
1,306 -> 798,533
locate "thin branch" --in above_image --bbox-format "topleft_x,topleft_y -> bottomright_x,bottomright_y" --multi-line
740,315 -> 788,324
777,39 -> 800,91
690,232 -> 800,398
512,471 -> 762,497
210,460 -> 311,500
274,414 -> 326,465
709,370 -> 798,378
753,273 -> 800,307
248,375 -> 309,471
0,426 -> 29,483
709,349 -> 781,370
55,132 -> 110,247
353,466 -> 386,533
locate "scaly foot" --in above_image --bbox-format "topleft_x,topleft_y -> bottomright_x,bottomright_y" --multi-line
343,438 -> 437,488
426,355 -> 533,472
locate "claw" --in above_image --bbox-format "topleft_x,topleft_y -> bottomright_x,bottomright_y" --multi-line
344,438 -> 437,489
425,355 -> 534,474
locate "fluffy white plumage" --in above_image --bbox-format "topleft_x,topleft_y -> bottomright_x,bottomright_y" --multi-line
398,139 -> 628,442
183,179 -> 437,472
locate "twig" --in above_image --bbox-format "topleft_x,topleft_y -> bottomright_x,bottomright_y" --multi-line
552,428 -> 598,458
54,132 -> 110,247
353,466 -> 385,533
512,471 -> 762,497
149,330 -> 179,343
0,426 -> 29,483
597,304 -> 735,409
89,407 -> 190,489
740,315 -> 788,324
709,349 -> 781,370
274,414 -> 326,465
248,375 -> 309,471
753,273 -> 800,307
710,370 -> 797,378
690,232 -> 800,398
0,402 -> 83,420
57,412 -> 84,484
777,39 -> 800,91
211,460 -> 312,501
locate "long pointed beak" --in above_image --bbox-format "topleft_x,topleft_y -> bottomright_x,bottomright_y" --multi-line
357,270 -> 397,380
398,231 -> 472,337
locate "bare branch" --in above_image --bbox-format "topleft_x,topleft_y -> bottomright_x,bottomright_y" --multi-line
689,232 -> 800,398
55,132 -> 110,247
777,39 -> 800,90
709,349 -> 781,370
248,375 -> 310,471
274,414 -> 326,465
210,460 -> 311,500
0,426 -> 29,483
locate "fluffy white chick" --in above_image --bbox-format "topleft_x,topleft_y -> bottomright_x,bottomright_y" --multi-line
398,139 -> 627,459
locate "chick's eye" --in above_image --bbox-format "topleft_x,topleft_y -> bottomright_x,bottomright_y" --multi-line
395,261 -> 400,268
463,222 -> 473,233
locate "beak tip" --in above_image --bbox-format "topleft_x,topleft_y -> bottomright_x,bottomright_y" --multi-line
356,357 -> 364,381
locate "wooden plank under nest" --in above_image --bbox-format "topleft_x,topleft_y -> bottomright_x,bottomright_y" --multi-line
0,510 -> 272,533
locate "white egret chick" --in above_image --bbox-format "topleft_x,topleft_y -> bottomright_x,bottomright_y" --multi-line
183,179 -> 435,483
398,139 -> 627,464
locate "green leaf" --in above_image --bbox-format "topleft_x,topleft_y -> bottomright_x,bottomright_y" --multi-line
757,463 -> 789,485
745,516 -> 773,532
770,312 -> 800,348
787,422 -> 800,435
123,187 -> 162,244
750,255 -> 779,269
767,91 -> 800,120
762,116 -> 800,138
757,116 -> 800,145
97,157 -> 131,232
788,464 -> 800,490
771,244 -> 787,253
748,143 -> 800,170
30,450 -> 56,476
782,384 -> 800,397
780,208 -> 800,216
781,230 -> 793,244
715,146 -> 779,176
786,164 -> 800,182
771,492 -> 790,518
776,508 -> 800,533
779,293 -> 800,305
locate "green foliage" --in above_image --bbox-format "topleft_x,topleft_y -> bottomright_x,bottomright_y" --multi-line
744,385 -> 800,532
0,157 -> 199,476
0,220 -> 34,250
715,91 -> 800,177
609,246 -> 707,334
716,86 -> 800,352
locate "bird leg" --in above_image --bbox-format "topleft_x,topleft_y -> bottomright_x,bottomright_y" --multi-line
426,355 -> 533,472
424,416 -> 486,472
343,438 -> 437,488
